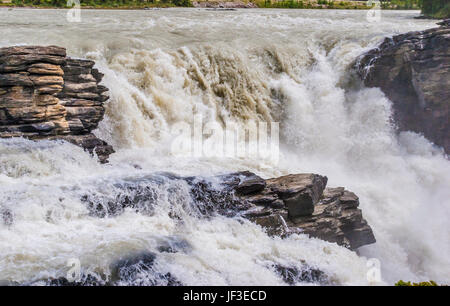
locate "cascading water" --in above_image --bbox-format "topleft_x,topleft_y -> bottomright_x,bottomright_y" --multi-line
0,8 -> 448,285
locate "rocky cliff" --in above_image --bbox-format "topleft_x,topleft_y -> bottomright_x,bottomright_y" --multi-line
0,46 -> 113,162
356,20 -> 449,154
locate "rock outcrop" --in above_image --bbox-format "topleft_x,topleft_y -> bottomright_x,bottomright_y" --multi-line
356,21 -> 449,154
82,171 -> 376,251
0,46 -> 113,162
233,172 -> 376,250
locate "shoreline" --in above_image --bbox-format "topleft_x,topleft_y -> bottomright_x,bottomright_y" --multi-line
0,4 -> 422,11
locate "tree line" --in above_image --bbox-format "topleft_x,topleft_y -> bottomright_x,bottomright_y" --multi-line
8,0 -> 192,7
421,0 -> 449,18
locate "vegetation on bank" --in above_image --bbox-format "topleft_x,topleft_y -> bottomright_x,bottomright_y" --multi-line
257,0 -> 421,10
395,280 -> 447,286
258,0 -> 367,9
0,0 -> 447,17
421,0 -> 450,18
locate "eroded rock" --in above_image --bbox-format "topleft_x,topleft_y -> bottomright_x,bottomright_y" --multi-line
0,46 -> 113,162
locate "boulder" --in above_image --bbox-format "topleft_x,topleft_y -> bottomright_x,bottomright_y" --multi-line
0,46 -> 113,162
356,22 -> 449,154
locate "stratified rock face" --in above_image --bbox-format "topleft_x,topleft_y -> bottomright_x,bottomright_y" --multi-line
356,22 -> 449,154
0,46 -> 113,162
81,171 -> 376,251
236,173 -> 376,250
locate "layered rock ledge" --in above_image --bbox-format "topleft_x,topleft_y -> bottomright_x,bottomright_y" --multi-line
231,172 -> 376,250
0,46 -> 113,162
83,171 -> 376,251
356,21 -> 449,154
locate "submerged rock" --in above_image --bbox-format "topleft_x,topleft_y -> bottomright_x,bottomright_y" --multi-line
43,251 -> 182,286
0,46 -> 113,162
274,263 -> 327,285
47,274 -> 106,286
356,21 -> 449,154
0,208 -> 13,226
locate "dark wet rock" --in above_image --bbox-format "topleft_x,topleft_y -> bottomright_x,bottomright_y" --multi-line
356,22 -> 450,154
80,172 -> 375,251
1,208 -> 13,226
252,213 -> 289,237
235,173 -> 266,196
81,174 -> 188,218
157,237 -> 191,254
38,251 -> 182,286
239,173 -> 327,218
274,264 -> 327,285
186,177 -> 252,217
0,46 -> 113,162
231,172 -> 374,250
437,19 -> 450,27
110,252 -> 182,286
111,252 -> 156,281
47,274 -> 106,286
269,174 -> 327,217
81,174 -> 251,219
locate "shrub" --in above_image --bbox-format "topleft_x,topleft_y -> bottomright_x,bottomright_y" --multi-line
395,280 -> 440,286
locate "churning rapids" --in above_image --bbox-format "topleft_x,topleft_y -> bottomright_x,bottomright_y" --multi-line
0,8 -> 448,285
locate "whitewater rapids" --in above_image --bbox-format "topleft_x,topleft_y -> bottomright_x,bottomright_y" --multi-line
0,8 -> 448,285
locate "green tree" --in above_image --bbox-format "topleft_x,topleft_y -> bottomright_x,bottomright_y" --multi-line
421,0 -> 450,18
171,0 -> 191,6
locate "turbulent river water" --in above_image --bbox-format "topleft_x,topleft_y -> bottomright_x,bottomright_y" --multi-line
0,8 -> 449,285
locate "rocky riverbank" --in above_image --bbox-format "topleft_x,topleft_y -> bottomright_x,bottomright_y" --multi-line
356,19 -> 449,155
0,46 -> 113,162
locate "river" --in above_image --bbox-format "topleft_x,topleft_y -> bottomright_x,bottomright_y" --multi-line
0,8 -> 448,285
